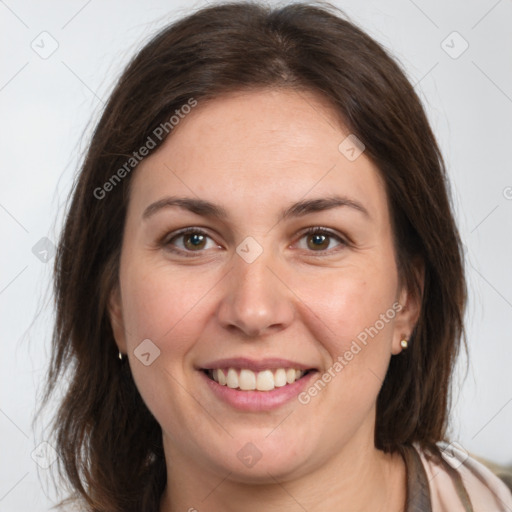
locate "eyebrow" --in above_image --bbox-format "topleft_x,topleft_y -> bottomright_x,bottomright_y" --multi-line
142,195 -> 370,222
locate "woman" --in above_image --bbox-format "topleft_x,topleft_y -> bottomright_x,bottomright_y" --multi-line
41,1 -> 512,511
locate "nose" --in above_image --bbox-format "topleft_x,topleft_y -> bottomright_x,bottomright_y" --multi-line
216,246 -> 295,338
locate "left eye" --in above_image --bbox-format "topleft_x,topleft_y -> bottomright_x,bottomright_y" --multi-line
296,227 -> 346,252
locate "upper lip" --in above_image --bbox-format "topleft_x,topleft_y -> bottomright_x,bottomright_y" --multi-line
198,357 -> 318,373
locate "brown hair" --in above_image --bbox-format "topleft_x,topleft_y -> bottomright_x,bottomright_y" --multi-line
40,1 -> 466,510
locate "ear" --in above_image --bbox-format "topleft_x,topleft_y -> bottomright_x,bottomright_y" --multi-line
391,259 -> 425,355
108,285 -> 127,354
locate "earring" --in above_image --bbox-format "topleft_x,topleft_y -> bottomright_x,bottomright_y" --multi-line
400,338 -> 409,350
118,351 -> 124,361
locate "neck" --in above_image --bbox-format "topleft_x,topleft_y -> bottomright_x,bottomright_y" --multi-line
159,436 -> 406,512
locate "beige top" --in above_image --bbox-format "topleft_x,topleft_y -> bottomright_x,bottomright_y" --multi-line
403,442 -> 512,511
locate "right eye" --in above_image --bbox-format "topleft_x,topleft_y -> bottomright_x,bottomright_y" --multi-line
164,227 -> 222,257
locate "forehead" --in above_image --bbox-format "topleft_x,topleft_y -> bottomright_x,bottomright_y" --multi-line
148,88 -> 346,168
129,88 -> 388,223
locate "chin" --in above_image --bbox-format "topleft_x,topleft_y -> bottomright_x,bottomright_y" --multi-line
208,434 -> 314,483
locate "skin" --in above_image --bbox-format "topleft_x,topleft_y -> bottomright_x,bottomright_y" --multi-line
109,89 -> 422,511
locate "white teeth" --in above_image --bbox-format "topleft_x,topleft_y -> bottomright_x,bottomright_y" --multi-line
239,369 -> 256,390
256,370 -> 274,391
226,368 -> 238,389
209,367 -> 308,391
274,368 -> 287,387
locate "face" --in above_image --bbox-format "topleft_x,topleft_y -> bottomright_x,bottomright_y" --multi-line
109,89 -> 420,483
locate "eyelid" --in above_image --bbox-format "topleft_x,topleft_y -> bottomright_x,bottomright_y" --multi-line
161,226 -> 349,257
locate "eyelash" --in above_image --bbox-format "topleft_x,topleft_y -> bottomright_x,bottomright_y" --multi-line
161,226 -> 348,258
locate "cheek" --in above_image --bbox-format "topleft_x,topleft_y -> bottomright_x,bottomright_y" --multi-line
297,270 -> 398,408
294,264 -> 400,414
119,263 -> 211,423
120,261 -> 211,345
299,265 -> 399,349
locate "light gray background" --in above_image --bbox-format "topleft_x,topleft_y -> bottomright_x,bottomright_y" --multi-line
1,0 -> 511,510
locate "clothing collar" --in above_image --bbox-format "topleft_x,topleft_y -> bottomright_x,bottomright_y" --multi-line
402,444 -> 433,511
401,443 -> 473,512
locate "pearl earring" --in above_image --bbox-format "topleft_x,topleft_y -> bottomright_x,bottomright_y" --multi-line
400,338 -> 409,350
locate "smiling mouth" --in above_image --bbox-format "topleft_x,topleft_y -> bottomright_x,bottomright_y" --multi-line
202,367 -> 317,391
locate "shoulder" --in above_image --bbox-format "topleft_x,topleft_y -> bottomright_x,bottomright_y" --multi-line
413,441 -> 512,512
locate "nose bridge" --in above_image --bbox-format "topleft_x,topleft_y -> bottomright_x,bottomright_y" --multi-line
217,240 -> 293,336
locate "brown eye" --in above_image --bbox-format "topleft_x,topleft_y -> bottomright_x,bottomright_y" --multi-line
165,228 -> 219,256
297,227 -> 347,253
306,232 -> 330,251
182,232 -> 207,250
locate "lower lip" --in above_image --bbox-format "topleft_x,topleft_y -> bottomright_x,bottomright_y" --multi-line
199,370 -> 318,412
